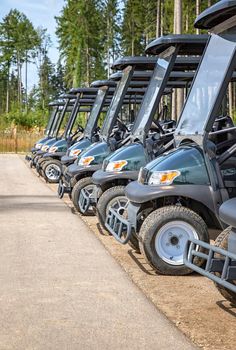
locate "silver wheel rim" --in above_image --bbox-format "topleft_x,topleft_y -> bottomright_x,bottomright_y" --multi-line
155,220 -> 199,266
45,164 -> 61,181
107,196 -> 128,218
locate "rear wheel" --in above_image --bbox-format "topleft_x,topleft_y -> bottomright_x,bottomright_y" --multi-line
71,177 -> 95,216
214,227 -> 236,305
43,159 -> 62,183
97,186 -> 140,252
139,206 -> 209,275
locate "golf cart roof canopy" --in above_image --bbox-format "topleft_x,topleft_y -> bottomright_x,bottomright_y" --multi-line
69,87 -> 98,94
90,80 -> 117,88
195,0 -> 236,29
145,34 -> 208,56
112,56 -> 157,71
59,93 -> 77,100
48,101 -> 62,107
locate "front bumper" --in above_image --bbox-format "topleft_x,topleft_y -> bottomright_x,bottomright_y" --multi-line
184,238 -> 236,293
78,185 -> 103,213
105,202 -> 141,244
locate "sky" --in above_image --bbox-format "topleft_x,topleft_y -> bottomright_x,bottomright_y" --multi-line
0,0 -> 64,89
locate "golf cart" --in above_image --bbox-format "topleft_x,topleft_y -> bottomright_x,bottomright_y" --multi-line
30,97 -> 79,168
36,88 -> 99,182
105,0 -> 236,276
25,100 -> 62,162
183,0 -> 236,305
58,78 -> 118,198
67,57 -> 157,212
59,70 -> 152,199
89,35 -> 207,237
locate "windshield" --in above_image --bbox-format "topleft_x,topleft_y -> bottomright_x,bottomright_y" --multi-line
50,108 -> 63,137
132,48 -> 175,140
45,107 -> 57,135
176,34 -> 236,136
100,66 -> 133,140
64,95 -> 81,138
84,87 -> 107,138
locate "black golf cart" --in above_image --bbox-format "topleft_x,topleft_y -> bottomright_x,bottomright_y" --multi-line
183,0 -> 236,305
89,35 -> 207,236
106,0 -> 236,276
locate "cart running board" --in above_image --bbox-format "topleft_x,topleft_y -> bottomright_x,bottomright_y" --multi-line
105,208 -> 133,244
184,238 -> 236,293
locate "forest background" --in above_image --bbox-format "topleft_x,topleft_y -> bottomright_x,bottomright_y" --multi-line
0,0 -> 219,133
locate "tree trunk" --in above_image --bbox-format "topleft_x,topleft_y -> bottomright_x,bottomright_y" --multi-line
156,0 -> 161,38
196,0 -> 201,34
174,0 -> 184,120
6,61 -> 10,113
208,0 -> 211,7
86,43 -> 90,87
25,51 -> 28,113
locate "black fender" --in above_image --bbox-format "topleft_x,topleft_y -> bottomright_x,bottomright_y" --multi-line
35,150 -> 45,156
125,181 -> 220,218
43,152 -> 65,159
92,169 -> 138,186
61,155 -> 76,165
67,163 -> 101,179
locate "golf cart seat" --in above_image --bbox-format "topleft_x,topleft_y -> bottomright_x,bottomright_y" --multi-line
219,198 -> 236,227
160,119 -> 176,130
210,115 -> 236,149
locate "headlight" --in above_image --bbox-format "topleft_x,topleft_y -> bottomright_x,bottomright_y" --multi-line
69,149 -> 81,157
49,146 -> 58,153
106,160 -> 127,172
35,143 -> 42,149
79,156 -> 94,166
41,145 -> 49,152
148,170 -> 181,186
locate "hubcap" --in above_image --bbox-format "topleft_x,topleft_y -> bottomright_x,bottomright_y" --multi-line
45,164 -> 61,181
155,220 -> 199,266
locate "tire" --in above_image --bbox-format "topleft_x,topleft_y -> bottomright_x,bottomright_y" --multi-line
42,159 -> 62,183
214,227 -> 236,305
37,157 -> 49,176
71,177 -> 95,216
97,186 -> 140,252
139,206 -> 209,275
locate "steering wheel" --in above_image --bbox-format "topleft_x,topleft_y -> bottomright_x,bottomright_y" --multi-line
117,118 -> 129,132
151,119 -> 165,134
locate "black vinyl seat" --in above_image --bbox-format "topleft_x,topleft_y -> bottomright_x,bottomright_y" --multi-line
219,198 -> 236,227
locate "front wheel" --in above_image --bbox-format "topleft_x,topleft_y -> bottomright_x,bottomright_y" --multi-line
71,177 -> 95,216
214,227 -> 236,305
139,206 -> 209,275
97,186 -> 140,252
42,159 -> 62,183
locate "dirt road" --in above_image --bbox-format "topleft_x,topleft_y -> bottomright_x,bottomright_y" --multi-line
0,154 -> 196,350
